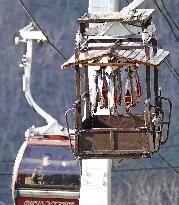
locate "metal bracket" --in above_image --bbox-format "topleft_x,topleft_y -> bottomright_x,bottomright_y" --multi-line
160,97 -> 172,144
16,23 -> 67,138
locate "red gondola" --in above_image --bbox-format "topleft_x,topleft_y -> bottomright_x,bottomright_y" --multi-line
13,23 -> 81,205
12,136 -> 80,205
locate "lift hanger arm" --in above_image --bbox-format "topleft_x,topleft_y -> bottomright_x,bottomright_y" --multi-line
16,23 -> 66,136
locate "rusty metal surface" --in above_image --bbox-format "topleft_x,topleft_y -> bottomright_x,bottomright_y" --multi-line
75,115 -> 154,159
81,115 -> 145,129
79,153 -> 151,159
80,130 -> 150,150
146,65 -> 151,99
74,63 -> 81,129
86,44 -> 144,51
78,9 -> 155,24
84,66 -> 90,119
87,37 -> 143,43
76,130 -> 152,159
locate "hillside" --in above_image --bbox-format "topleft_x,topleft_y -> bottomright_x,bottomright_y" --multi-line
0,0 -> 178,204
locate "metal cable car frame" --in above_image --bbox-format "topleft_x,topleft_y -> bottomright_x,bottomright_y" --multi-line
63,10 -> 172,160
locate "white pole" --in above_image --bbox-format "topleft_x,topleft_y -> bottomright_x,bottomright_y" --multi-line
79,1 -> 119,205
16,25 -> 66,137
23,40 -> 57,125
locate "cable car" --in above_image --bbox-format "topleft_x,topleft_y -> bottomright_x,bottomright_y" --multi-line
62,11 -> 172,160
12,136 -> 81,205
13,24 -> 81,205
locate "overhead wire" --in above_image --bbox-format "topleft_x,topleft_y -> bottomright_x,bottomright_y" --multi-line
123,0 -> 179,82
165,58 -> 179,79
12,0 -> 179,177
17,0 -> 179,83
158,43 -> 179,82
153,0 -> 178,41
116,166 -> 179,173
125,0 -> 179,39
162,144 -> 179,149
0,160 -> 14,163
115,0 -> 178,175
17,0 -> 84,80
17,0 -> 67,61
125,0 -> 130,5
160,0 -> 179,32
164,60 -> 179,82
0,173 -> 12,176
157,153 -> 179,175
153,0 -> 179,80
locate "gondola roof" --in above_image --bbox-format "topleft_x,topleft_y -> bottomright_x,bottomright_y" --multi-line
61,42 -> 169,69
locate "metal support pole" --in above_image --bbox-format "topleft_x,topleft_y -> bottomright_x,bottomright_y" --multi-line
154,66 -> 159,115
79,1 -> 119,205
16,25 -> 67,137
84,66 -> 90,119
75,48 -> 81,130
146,65 -> 151,99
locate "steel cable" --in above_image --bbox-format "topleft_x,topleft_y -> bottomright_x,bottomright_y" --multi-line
160,0 -> 179,32
17,0 -> 67,61
16,0 -> 84,81
157,153 -> 179,175
153,0 -> 178,40
158,43 -> 179,82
